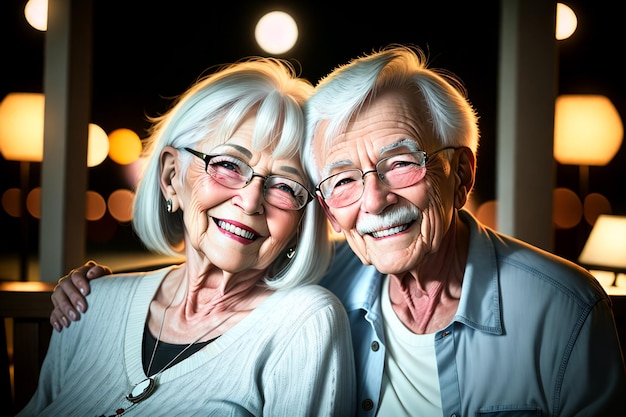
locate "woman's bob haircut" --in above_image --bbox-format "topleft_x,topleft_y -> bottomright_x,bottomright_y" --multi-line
132,57 -> 332,290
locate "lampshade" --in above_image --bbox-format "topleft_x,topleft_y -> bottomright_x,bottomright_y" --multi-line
553,95 -> 623,166
0,92 -> 108,166
578,214 -> 626,272
0,93 -> 45,161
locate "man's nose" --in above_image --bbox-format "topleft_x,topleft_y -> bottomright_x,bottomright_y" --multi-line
360,171 -> 394,214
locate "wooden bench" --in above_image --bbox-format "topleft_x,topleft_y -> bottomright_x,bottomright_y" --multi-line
0,281 -> 55,416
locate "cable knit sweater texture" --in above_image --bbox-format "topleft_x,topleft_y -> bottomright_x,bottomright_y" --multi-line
18,266 -> 356,416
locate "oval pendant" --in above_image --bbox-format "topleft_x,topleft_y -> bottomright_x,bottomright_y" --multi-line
126,378 -> 156,403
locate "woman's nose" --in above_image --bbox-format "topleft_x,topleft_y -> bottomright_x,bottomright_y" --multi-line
238,176 -> 265,215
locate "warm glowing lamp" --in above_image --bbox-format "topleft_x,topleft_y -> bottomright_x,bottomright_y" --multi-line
0,93 -> 45,161
556,3 -> 577,40
554,94 -> 624,196
24,0 -> 48,31
0,93 -> 109,167
579,214 -> 626,287
554,95 -> 623,166
0,92 -> 108,280
108,128 -> 142,165
255,11 -> 298,55
0,93 -> 45,280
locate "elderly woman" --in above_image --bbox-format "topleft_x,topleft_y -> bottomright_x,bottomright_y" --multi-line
19,58 -> 355,416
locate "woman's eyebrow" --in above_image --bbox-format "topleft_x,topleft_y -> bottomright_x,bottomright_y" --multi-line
219,143 -> 253,158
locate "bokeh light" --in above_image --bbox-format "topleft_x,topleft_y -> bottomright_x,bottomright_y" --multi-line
26,187 -> 41,218
553,187 -> 583,229
0,93 -> 45,161
583,193 -> 612,226
121,157 -> 147,189
85,190 -> 106,221
2,188 -> 22,217
88,124 -> 109,167
108,128 -> 142,165
108,188 -> 134,222
556,3 -> 577,41
255,11 -> 298,55
24,0 -> 47,31
476,200 -> 498,230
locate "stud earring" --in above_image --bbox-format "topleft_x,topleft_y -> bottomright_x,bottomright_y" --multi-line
166,199 -> 173,213
287,247 -> 296,259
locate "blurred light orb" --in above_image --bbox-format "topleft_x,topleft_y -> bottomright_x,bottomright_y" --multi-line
26,187 -> 41,218
122,157 -> 147,188
108,128 -> 142,165
556,3 -> 577,40
583,193 -> 612,225
108,188 -> 134,222
86,190 -> 106,221
88,124 -> 109,167
476,200 -> 498,231
554,95 -> 623,166
0,93 -> 45,161
2,188 -> 22,217
255,11 -> 298,55
553,187 -> 583,229
24,0 -> 48,31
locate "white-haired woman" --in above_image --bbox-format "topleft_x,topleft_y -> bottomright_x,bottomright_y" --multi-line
21,58 -> 355,417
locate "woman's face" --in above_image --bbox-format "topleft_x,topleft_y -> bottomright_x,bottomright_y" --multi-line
174,113 -> 306,274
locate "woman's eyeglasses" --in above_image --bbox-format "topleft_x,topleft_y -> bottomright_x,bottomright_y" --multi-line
184,148 -> 313,211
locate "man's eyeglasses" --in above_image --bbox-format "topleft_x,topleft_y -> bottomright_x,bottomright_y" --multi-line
184,148 -> 314,211
316,146 -> 458,208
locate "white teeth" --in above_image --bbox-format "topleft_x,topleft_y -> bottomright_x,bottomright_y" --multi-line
371,224 -> 409,238
217,220 -> 255,240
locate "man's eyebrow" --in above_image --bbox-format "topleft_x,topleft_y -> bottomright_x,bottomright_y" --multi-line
321,159 -> 353,178
379,138 -> 420,156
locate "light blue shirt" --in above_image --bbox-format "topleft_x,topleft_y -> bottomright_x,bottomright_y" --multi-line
320,209 -> 626,417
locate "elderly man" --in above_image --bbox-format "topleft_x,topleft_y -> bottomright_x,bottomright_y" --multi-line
50,45 -> 626,416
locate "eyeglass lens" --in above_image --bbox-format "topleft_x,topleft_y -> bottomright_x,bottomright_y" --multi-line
318,151 -> 429,208
190,151 -> 311,210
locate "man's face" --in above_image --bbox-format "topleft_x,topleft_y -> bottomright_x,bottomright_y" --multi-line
313,89 -> 460,274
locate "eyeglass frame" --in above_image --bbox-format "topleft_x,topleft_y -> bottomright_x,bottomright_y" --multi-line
183,147 -> 314,211
315,146 -> 459,208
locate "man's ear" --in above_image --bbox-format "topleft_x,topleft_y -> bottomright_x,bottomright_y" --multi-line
454,147 -> 476,209
160,146 -> 180,211
317,194 -> 342,233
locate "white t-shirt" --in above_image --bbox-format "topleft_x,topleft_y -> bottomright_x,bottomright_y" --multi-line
377,274 -> 442,416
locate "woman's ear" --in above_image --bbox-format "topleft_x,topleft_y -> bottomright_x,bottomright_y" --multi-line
160,146 -> 181,212
454,147 -> 476,209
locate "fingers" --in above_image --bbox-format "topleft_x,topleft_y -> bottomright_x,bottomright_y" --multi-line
84,260 -> 112,282
49,260 -> 110,332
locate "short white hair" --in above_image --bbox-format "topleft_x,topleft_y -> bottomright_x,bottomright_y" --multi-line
303,44 -> 480,184
132,58 -> 333,290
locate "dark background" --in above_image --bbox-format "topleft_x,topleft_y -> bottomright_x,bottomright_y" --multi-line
1,0 -> 624,264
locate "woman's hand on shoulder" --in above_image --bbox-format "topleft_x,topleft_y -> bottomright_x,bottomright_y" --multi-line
50,260 -> 111,332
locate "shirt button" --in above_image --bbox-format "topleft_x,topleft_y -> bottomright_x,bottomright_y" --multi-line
361,399 -> 374,411
371,341 -> 379,351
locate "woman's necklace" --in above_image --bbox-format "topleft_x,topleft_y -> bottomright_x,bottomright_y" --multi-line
126,278 -> 235,404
